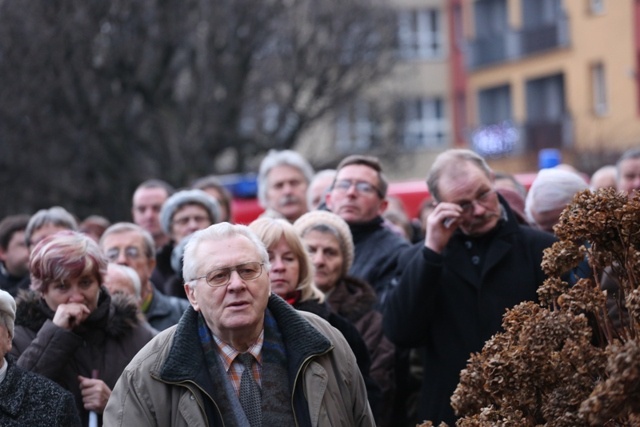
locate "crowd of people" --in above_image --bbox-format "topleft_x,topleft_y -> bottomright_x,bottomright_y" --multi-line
0,146 -> 638,426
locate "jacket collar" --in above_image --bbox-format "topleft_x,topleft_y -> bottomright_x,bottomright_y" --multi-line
159,294 -> 331,383
347,216 -> 384,243
446,194 -> 522,287
328,275 -> 377,322
14,288 -> 140,338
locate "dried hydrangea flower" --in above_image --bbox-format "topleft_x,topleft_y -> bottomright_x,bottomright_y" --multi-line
541,240 -> 585,277
445,189 -> 640,426
580,340 -> 640,425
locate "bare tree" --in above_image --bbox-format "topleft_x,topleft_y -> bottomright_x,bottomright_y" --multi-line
0,0 -> 396,220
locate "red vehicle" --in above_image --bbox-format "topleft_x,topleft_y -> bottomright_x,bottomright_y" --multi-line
230,172 -> 539,225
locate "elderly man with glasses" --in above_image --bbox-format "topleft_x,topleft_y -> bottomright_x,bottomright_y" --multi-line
99,222 -> 189,331
325,155 -> 409,307
104,222 -> 374,427
383,149 -> 558,426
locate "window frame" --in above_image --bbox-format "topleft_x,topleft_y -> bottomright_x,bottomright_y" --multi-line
397,8 -> 444,60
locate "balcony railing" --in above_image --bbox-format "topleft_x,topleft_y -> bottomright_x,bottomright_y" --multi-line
468,116 -> 573,157
523,116 -> 573,152
467,15 -> 570,70
520,15 -> 570,55
467,30 -> 520,69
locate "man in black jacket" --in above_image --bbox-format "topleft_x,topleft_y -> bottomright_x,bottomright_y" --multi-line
384,149 -> 556,425
325,155 -> 409,306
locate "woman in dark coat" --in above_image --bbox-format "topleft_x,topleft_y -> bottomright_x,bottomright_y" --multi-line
294,210 -> 396,426
249,217 -> 382,417
10,231 -> 155,427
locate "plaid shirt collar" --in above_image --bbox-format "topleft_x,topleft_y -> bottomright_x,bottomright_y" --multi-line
213,330 -> 264,395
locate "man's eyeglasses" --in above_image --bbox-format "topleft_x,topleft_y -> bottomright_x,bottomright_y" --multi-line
191,262 -> 264,287
332,179 -> 382,197
456,189 -> 495,215
105,246 -> 142,262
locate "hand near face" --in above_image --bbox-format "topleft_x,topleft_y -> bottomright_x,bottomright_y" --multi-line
425,202 -> 463,254
52,303 -> 91,330
78,376 -> 112,413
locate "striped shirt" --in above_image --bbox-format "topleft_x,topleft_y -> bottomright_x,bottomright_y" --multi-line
213,331 -> 264,396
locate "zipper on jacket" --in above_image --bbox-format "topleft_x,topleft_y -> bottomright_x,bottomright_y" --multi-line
290,346 -> 334,427
154,376 -> 225,427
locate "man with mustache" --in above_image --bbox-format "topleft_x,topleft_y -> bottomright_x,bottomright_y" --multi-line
383,149 -> 557,425
257,149 -> 314,223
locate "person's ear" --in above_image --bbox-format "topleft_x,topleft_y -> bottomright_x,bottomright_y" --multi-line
378,199 -> 388,215
184,283 -> 200,312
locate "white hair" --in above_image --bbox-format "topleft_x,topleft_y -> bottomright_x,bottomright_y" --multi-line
107,263 -> 142,300
0,289 -> 16,338
257,149 -> 314,208
182,223 -> 270,287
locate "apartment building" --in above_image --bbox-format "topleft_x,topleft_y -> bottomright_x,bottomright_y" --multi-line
462,0 -> 640,172
297,0 -> 453,180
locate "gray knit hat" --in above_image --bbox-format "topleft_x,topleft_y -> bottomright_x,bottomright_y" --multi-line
293,210 -> 354,275
0,289 -> 16,338
160,189 -> 221,235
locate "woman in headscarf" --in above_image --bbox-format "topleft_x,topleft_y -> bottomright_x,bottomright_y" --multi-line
294,210 -> 396,426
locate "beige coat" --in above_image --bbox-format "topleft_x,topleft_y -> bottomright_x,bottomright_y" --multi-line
104,295 -> 374,427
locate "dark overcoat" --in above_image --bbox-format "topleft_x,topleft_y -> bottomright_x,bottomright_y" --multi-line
384,198 -> 556,424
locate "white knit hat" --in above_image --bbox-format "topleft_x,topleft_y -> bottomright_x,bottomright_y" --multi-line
0,289 -> 16,338
293,210 -> 354,276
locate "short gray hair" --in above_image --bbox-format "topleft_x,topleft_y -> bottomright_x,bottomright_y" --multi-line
0,289 -> 16,338
25,206 -> 78,246
107,263 -> 142,300
257,149 -> 314,208
183,223 -> 270,286
307,169 -> 337,209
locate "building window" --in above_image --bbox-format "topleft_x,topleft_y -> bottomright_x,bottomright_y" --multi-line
474,0 -> 508,37
397,9 -> 443,60
335,101 -> 377,152
478,84 -> 512,125
589,0 -> 605,15
591,63 -> 608,115
399,98 -> 447,149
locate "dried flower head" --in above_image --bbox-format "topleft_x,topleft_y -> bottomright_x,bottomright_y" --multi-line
450,188 -> 640,426
541,240 -> 585,278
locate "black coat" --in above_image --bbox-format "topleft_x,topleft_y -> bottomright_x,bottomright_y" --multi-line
383,199 -> 556,425
348,217 -> 410,305
294,298 -> 382,418
0,356 -> 81,426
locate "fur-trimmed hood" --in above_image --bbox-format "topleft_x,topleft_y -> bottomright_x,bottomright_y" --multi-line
14,287 -> 141,339
326,275 -> 377,324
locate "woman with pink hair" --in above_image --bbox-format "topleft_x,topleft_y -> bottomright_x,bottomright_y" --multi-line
10,231 -> 154,427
